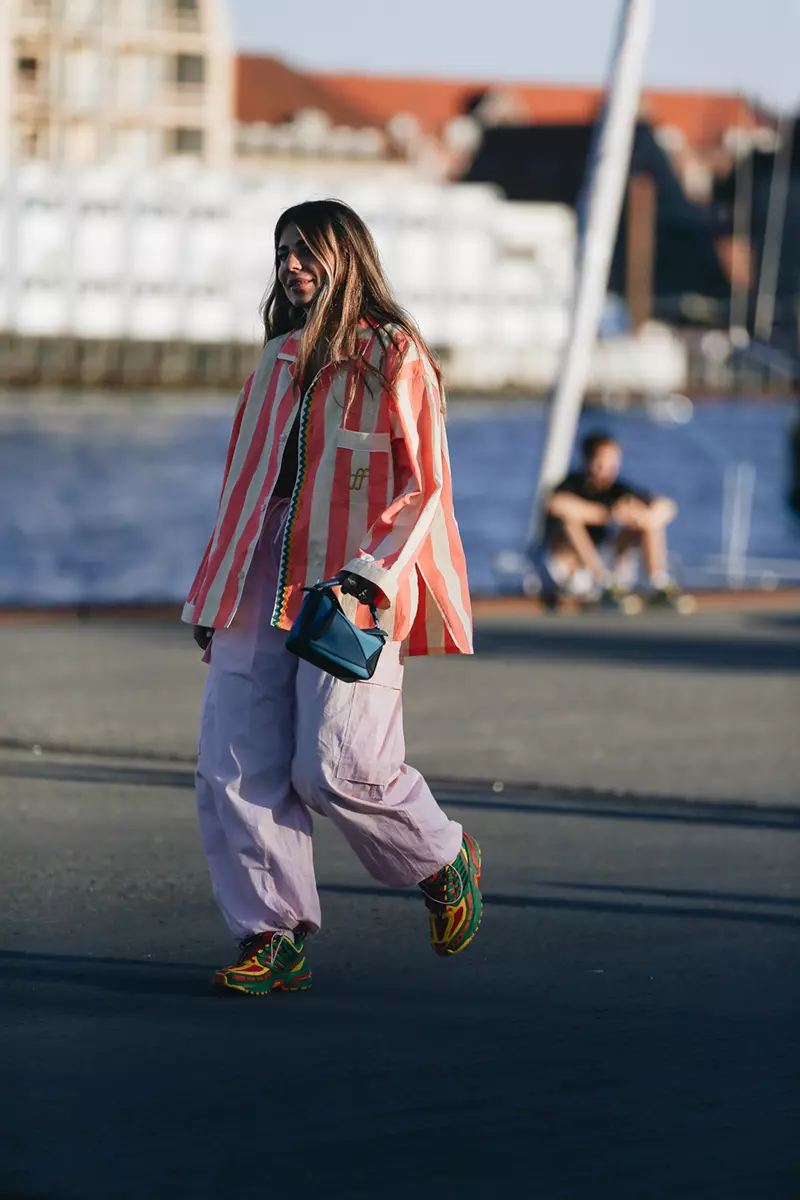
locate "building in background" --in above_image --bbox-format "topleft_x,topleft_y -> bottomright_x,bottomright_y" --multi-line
234,56 -> 407,179
0,12 -> 777,191
0,0 -> 232,167
235,58 -> 777,199
1,18 -> 785,391
463,120 -> 732,328
230,57 -> 786,352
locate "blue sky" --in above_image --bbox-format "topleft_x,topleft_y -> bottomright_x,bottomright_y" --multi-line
227,0 -> 798,113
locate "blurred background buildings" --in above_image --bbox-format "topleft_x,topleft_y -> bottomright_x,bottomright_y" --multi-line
0,0 -> 797,392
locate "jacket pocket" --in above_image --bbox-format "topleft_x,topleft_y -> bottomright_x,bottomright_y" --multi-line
336,429 -> 391,453
332,433 -> 392,562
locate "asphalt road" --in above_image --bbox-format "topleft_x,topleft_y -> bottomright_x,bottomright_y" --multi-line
1,608 -> 799,803
0,753 -> 798,1199
0,610 -> 798,1198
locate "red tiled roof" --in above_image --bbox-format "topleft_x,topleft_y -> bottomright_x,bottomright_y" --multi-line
639,91 -> 763,146
236,57 -> 767,151
316,73 -> 509,133
236,56 -> 380,128
318,72 -> 766,149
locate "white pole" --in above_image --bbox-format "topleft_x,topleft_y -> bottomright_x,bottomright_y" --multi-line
528,0 -> 654,546
754,115 -> 795,344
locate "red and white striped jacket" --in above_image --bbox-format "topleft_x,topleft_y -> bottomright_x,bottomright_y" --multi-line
182,322 -> 473,657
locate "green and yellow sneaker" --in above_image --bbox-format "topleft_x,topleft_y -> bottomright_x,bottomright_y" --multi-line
213,927 -> 311,996
419,832 -> 483,957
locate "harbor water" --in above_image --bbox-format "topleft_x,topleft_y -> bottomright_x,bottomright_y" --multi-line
2,394 -> 799,605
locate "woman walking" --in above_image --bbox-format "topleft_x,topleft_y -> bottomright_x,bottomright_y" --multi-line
184,199 -> 482,995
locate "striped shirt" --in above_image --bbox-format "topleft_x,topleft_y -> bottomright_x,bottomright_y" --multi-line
182,322 -> 473,657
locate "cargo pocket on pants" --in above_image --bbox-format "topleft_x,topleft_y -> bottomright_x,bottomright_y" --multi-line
334,678 -> 405,791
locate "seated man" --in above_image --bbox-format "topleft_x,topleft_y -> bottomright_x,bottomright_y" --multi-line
543,430 -> 679,607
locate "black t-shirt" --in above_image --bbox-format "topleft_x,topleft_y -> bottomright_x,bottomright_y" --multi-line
545,471 -> 652,545
273,357 -> 326,498
273,410 -> 301,498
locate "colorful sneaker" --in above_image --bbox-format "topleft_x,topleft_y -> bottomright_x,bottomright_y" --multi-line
646,582 -> 696,613
213,927 -> 311,996
419,833 -> 483,957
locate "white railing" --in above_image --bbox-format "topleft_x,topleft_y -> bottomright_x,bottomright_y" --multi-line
701,462 -> 800,587
721,462 -> 757,587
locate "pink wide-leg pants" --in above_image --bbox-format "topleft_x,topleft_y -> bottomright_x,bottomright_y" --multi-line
195,499 -> 463,939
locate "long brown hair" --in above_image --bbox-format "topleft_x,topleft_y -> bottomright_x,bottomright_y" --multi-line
261,199 -> 444,407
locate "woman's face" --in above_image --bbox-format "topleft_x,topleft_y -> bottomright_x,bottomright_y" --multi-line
277,222 -> 324,308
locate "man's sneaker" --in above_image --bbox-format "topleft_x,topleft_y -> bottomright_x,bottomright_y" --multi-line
541,587 -> 561,612
599,584 -> 642,615
646,582 -> 696,614
213,927 -> 311,996
419,833 -> 483,957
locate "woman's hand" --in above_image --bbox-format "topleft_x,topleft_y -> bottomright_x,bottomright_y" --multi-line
193,625 -> 214,651
336,571 -> 383,608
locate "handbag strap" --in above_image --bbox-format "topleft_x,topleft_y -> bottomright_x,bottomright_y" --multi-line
307,578 -> 383,630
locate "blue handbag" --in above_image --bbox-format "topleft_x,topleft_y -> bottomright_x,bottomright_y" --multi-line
285,579 -> 388,682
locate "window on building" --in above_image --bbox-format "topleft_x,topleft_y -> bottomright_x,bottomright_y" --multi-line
79,280 -> 119,294
23,277 -> 60,291
24,197 -> 59,211
168,127 -> 204,156
113,126 -> 155,166
172,0 -> 200,30
133,282 -> 174,296
61,0 -> 99,24
19,127 -> 42,158
81,200 -> 119,216
175,54 -> 205,86
17,57 -> 39,83
136,203 -> 170,218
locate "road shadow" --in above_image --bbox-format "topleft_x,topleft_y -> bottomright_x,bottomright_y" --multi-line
473,624 -> 800,672
318,884 -> 800,929
746,612 -> 800,632
0,757 -> 798,831
0,758 -> 194,791
0,948 -> 212,1000
542,879 -> 800,909
3,864 -> 799,1009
